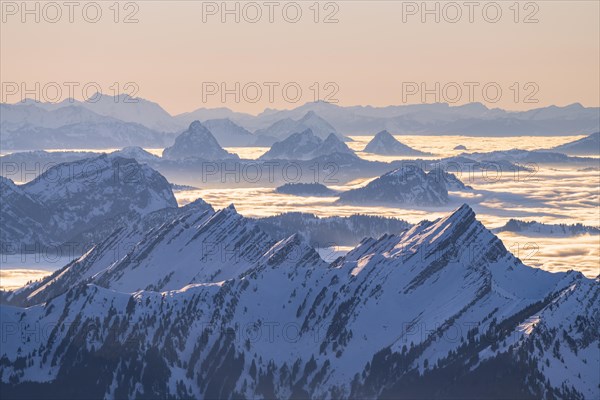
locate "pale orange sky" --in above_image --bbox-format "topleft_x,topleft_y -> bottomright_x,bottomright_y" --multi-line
1,1 -> 599,115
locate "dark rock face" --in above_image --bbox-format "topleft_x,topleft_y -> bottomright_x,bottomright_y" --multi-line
256,212 -> 411,246
494,219 -> 600,236
163,121 -> 239,161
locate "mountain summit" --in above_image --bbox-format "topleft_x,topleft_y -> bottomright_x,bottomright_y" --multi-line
364,130 -> 432,156
254,111 -> 348,144
260,129 -> 355,160
1,155 -> 178,250
162,121 -> 239,160
201,118 -> 256,146
338,165 -> 450,206
548,132 -> 600,155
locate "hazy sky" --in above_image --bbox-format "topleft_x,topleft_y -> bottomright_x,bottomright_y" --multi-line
1,1 -> 599,114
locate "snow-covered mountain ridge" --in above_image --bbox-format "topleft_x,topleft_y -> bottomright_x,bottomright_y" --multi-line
337,165 -> 465,206
1,204 -> 597,399
0,155 -> 177,251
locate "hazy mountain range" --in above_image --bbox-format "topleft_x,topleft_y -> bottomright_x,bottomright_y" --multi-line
2,97 -> 598,151
254,111 -> 347,145
0,103 -> 171,150
260,129 -> 355,161
3,137 -> 594,190
177,100 -> 600,136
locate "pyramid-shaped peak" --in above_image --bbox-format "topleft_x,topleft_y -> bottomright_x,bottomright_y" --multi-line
323,132 -> 342,142
430,203 -> 477,233
450,203 -> 475,219
188,120 -> 208,132
375,130 -> 393,138
371,130 -> 397,142
298,128 -> 317,136
262,232 -> 323,270
211,203 -> 238,217
162,121 -> 238,161
364,131 -> 432,156
299,111 -> 331,124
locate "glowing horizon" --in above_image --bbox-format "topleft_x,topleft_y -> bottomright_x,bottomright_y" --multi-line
2,1 -> 599,115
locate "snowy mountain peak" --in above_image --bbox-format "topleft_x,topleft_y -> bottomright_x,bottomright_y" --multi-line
110,146 -> 160,162
390,203 -> 477,252
427,203 -> 476,235
450,202 -> 475,218
23,154 -> 175,209
181,197 -> 212,212
262,232 -> 314,266
339,165 -> 449,206
1,155 -> 177,255
384,165 -> 427,178
205,202 -> 241,223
